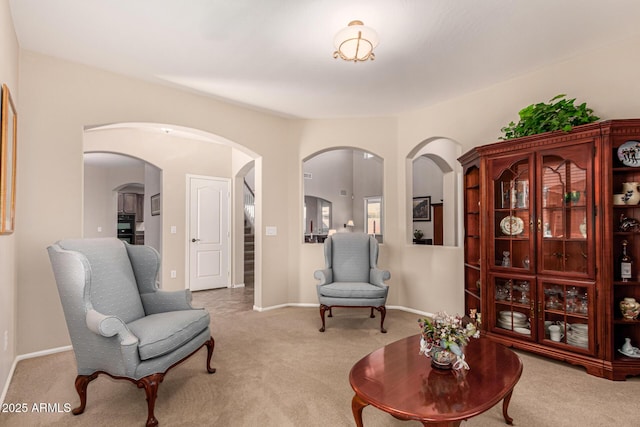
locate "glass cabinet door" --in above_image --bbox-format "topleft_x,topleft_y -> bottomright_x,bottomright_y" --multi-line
463,164 -> 481,315
538,145 -> 593,278
490,274 -> 534,340
490,155 -> 534,273
539,278 -> 594,354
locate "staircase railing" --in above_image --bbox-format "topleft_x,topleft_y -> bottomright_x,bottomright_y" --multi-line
244,180 -> 255,233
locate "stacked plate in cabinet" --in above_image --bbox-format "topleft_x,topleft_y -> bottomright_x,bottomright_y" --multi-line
566,323 -> 588,349
497,311 -> 530,335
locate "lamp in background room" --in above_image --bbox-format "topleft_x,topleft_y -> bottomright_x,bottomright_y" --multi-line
333,20 -> 378,62
347,220 -> 355,229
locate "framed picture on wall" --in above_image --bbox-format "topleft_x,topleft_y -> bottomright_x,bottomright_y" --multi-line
412,196 -> 431,222
0,83 -> 17,234
150,193 -> 160,216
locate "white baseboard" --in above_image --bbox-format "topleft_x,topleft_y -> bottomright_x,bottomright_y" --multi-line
387,305 -> 433,317
254,302 -> 431,317
253,303 -> 290,312
0,345 -> 72,405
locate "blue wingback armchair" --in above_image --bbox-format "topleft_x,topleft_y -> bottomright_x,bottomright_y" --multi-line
314,233 -> 390,333
47,238 -> 215,427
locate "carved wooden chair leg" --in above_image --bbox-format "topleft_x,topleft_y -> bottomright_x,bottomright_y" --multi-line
375,306 -> 387,333
72,372 -> 99,415
137,373 -> 164,427
319,304 -> 329,332
205,336 -> 217,374
369,307 -> 375,318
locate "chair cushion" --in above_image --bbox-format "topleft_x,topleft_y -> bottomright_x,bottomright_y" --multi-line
319,282 -> 387,299
127,309 -> 210,361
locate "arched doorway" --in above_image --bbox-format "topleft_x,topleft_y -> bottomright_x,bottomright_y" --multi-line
82,123 -> 261,308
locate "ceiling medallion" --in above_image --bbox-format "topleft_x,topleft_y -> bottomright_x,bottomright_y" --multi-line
333,20 -> 379,62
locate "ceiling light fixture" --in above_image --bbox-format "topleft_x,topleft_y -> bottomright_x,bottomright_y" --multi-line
333,20 -> 378,62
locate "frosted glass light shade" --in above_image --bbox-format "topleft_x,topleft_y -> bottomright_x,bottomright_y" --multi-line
333,20 -> 378,62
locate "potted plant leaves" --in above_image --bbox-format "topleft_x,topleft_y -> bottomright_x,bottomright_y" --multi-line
500,94 -> 599,140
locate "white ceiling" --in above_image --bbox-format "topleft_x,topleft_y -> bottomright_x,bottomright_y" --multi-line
9,0 -> 640,119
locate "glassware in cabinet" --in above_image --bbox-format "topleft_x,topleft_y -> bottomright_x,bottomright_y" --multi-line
539,278 -> 594,355
490,156 -> 533,273
490,273 -> 535,340
538,149 -> 592,278
611,167 -> 640,283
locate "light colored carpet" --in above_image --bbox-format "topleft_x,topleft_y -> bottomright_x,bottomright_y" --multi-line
1,288 -> 638,426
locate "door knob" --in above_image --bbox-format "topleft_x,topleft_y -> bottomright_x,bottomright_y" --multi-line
192,238 -> 200,242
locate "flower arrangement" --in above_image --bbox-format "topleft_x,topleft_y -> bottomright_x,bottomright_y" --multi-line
418,311 -> 480,370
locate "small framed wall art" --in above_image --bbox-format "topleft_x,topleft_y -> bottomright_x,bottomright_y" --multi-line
150,193 -> 160,216
412,196 -> 431,222
0,83 -> 17,234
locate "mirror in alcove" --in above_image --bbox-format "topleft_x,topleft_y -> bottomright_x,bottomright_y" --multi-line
303,148 -> 383,243
410,138 -> 461,247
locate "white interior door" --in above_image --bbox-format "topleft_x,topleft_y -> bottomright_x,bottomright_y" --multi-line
188,176 -> 230,291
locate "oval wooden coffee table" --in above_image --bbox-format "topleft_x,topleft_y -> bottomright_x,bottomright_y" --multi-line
349,335 -> 522,426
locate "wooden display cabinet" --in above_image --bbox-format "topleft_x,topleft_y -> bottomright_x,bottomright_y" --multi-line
461,119 -> 640,379
603,120 -> 640,379
459,149 -> 481,316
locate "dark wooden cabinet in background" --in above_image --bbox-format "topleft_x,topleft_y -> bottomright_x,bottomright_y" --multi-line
135,194 -> 144,223
118,193 -> 137,214
118,192 -> 144,221
432,203 -> 443,245
460,119 -> 640,380
117,192 -> 145,245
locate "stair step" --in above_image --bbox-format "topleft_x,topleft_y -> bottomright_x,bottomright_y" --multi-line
243,225 -> 255,279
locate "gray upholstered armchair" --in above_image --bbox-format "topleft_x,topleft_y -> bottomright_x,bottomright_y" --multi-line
47,238 -> 215,427
314,232 -> 390,333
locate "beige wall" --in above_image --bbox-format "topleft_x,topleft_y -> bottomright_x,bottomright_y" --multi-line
0,0 -> 18,400
17,51 -> 293,354
7,14 -> 640,391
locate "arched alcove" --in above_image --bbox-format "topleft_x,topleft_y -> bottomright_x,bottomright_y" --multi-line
407,137 -> 463,247
303,147 -> 384,242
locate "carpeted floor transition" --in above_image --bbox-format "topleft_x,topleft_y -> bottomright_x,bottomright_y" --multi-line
2,287 -> 639,426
